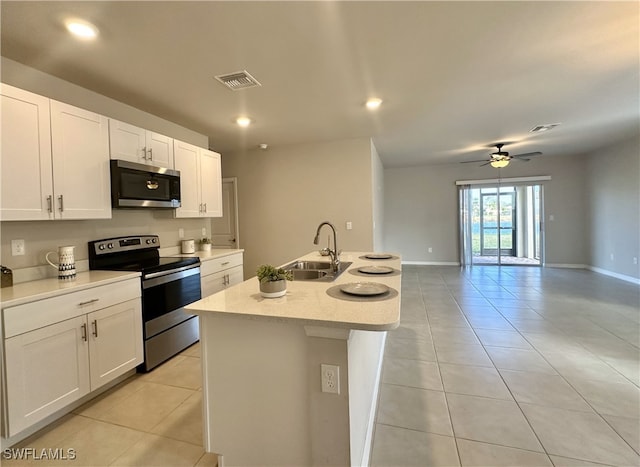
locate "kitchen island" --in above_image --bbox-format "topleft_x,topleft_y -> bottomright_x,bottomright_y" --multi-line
185,251 -> 401,467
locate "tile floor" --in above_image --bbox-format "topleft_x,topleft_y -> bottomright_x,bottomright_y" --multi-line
371,265 -> 640,467
5,266 -> 639,466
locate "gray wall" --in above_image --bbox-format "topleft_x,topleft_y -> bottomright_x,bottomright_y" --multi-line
0,60 -> 212,272
384,154 -> 589,266
222,138 -> 375,277
371,141 -> 385,252
586,135 -> 640,279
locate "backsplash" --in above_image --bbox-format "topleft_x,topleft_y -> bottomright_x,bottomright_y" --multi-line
1,209 -> 211,278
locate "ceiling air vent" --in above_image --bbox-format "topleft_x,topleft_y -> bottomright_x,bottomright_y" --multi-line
214,70 -> 261,91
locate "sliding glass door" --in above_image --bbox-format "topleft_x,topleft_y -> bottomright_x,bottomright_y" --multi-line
460,182 -> 543,266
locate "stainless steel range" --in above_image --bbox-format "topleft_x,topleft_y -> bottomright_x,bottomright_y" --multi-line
88,235 -> 201,371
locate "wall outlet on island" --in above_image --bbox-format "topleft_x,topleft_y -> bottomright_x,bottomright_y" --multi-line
179,228 -> 184,239
321,364 -> 340,394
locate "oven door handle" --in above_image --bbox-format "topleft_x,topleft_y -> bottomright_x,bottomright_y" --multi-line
143,265 -> 200,288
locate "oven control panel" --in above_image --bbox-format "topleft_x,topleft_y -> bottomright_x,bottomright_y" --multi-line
89,235 -> 159,256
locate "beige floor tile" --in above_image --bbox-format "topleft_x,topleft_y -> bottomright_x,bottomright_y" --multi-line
74,375 -> 146,419
93,382 -> 195,432
602,414 -> 640,454
446,393 -> 543,452
435,344 -> 494,367
430,326 -> 479,347
46,418 -> 145,466
180,341 -> 202,358
520,403 -> 640,466
194,452 -> 220,466
382,357 -> 443,391
143,355 -> 203,390
548,455 -> 615,466
391,322 -> 432,340
474,329 -> 532,349
499,370 -> 593,412
465,315 -> 514,330
14,414 -> 94,450
384,336 -> 436,362
457,439 -> 553,466
371,424 -> 460,466
377,384 -> 453,436
543,351 -> 631,385
439,363 -> 512,400
427,314 -> 471,328
485,346 -> 558,374
151,391 -> 203,445
569,378 -> 640,418
111,433 -> 205,466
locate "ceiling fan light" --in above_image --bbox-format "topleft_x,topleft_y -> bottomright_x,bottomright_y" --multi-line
491,159 -> 510,168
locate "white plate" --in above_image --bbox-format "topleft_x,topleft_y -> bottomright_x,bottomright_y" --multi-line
365,253 -> 393,259
340,282 -> 390,296
358,266 -> 394,275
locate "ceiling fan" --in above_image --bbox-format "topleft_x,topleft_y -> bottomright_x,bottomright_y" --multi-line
461,143 -> 542,168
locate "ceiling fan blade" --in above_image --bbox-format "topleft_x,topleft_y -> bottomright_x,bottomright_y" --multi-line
480,161 -> 491,167
461,159 -> 490,164
512,151 -> 542,159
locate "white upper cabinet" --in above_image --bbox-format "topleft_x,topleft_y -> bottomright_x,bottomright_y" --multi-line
0,84 -> 54,221
50,100 -> 111,220
0,86 -> 111,221
174,141 -> 222,218
109,119 -> 174,169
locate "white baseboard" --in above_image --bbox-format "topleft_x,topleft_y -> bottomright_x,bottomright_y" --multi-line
402,261 -> 460,266
588,266 -> 640,285
545,263 -> 588,269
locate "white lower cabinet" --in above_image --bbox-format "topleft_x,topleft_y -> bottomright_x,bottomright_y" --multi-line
201,253 -> 244,297
3,280 -> 142,437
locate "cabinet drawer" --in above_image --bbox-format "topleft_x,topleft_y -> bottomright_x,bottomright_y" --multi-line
200,252 -> 243,276
3,278 -> 140,338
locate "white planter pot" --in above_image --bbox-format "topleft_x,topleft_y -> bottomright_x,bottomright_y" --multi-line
201,243 -> 212,252
259,279 -> 287,298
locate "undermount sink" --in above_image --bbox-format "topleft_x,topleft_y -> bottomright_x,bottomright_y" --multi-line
285,260 -> 333,270
283,261 -> 353,282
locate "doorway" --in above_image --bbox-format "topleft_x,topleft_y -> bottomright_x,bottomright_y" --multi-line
460,183 -> 543,266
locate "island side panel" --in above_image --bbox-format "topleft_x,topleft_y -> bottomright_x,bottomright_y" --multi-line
199,314 -> 313,466
347,329 -> 387,466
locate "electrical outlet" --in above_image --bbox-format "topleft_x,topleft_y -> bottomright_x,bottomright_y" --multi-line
610,253 -> 615,261
346,221 -> 353,230
202,227 -> 207,237
179,228 -> 184,239
321,364 -> 340,394
428,247 -> 433,253
11,239 -> 25,256
633,257 -> 638,265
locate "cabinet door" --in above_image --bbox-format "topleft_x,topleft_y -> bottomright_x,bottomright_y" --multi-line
201,270 -> 229,298
87,299 -> 143,390
200,149 -> 223,217
4,316 -> 90,436
0,84 -> 54,221
50,101 -> 111,219
174,140 -> 201,218
226,265 -> 244,287
146,131 -> 174,169
108,119 -> 146,164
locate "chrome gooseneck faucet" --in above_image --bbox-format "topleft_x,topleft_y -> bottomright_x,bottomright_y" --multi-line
313,221 -> 339,272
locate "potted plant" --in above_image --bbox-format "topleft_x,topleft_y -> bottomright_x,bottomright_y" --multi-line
256,264 -> 293,298
200,237 -> 212,252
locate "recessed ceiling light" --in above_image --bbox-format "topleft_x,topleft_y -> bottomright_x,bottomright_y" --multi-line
259,143 -> 268,150
366,97 -> 383,110
65,19 -> 98,40
236,116 -> 252,128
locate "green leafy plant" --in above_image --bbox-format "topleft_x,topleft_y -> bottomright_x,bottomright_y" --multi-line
256,264 -> 293,283
200,238 -> 212,244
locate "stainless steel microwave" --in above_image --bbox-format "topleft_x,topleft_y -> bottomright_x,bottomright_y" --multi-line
110,160 -> 181,209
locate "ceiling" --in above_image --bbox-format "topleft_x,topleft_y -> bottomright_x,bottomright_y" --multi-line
1,1 -> 638,168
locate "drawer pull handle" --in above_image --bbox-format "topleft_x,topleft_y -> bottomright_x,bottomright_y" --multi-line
81,323 -> 87,342
92,320 -> 98,338
78,298 -> 100,307
58,195 -> 64,212
221,261 -> 230,266
47,195 -> 53,213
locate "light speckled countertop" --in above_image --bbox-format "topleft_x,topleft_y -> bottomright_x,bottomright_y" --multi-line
185,251 -> 401,331
0,270 -> 141,308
